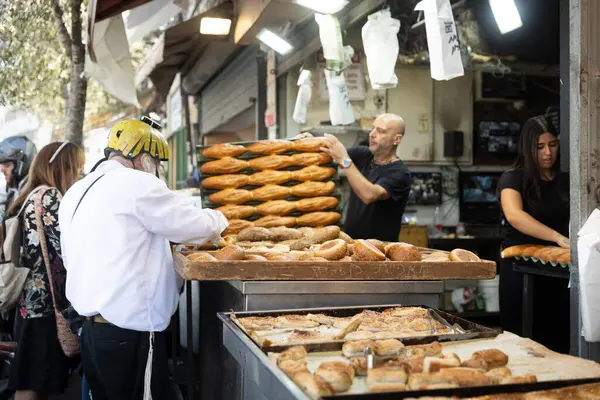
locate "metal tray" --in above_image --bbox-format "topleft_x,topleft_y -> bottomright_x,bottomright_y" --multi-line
218,304 -> 600,400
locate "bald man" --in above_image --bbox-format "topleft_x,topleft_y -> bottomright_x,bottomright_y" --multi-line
321,113 -> 411,241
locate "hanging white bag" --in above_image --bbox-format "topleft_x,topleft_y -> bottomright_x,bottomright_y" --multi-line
414,0 -> 464,81
361,9 -> 401,90
577,209 -> 600,342
325,46 -> 355,126
315,13 -> 345,72
293,70 -> 313,125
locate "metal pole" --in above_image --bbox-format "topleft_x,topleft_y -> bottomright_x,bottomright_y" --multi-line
180,84 -> 197,172
256,50 -> 268,140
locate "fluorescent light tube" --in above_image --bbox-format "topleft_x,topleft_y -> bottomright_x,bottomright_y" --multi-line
489,0 -> 523,34
200,17 -> 232,35
294,0 -> 348,14
256,29 -> 294,55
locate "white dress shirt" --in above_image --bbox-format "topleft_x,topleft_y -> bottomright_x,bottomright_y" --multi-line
59,160 -> 227,332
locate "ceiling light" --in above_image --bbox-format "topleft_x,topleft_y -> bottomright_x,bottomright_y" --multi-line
489,0 -> 522,34
200,17 -> 232,35
294,0 -> 348,14
256,29 -> 293,55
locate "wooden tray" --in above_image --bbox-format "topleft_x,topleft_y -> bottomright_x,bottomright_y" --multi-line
173,247 -> 497,281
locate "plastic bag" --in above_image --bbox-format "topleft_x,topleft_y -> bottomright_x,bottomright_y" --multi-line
577,209 -> 600,342
293,70 -> 313,125
362,9 -> 401,90
315,13 -> 345,72
325,69 -> 355,126
414,0 -> 464,81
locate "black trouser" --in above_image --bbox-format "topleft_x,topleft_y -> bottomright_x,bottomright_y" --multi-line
80,319 -> 172,400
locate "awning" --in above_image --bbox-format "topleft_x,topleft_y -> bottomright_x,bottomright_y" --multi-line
90,0 -> 154,22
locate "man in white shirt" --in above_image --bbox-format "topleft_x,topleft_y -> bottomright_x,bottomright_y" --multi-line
59,118 -> 228,400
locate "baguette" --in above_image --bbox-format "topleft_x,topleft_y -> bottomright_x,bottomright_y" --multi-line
501,245 -> 543,259
296,196 -> 339,212
200,157 -> 249,174
215,205 -> 256,220
252,185 -> 292,201
292,138 -> 327,152
222,220 -> 254,236
249,155 -> 294,171
557,250 -> 570,264
254,215 -> 297,228
248,170 -> 293,186
255,200 -> 298,216
208,188 -> 253,205
201,143 -> 247,158
291,152 -> 333,167
248,140 -> 293,155
291,165 -> 336,182
201,174 -> 249,189
291,181 -> 336,197
297,212 -> 341,227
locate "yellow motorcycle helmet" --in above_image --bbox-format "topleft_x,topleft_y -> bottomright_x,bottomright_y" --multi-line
105,117 -> 170,162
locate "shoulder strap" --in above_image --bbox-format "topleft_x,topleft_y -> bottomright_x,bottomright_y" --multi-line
15,185 -> 49,218
72,174 -> 105,220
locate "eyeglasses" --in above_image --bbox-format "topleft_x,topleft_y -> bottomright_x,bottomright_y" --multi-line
49,141 -> 70,164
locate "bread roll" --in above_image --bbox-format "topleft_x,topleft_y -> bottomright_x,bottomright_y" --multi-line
291,152 -> 333,166
248,170 -> 293,186
297,196 -> 339,212
248,140 -> 293,155
208,188 -> 253,205
252,185 -> 292,202
202,143 -> 247,158
354,239 -> 386,261
222,220 -> 254,236
187,252 -> 217,261
269,227 -> 304,241
449,249 -> 481,262
437,368 -> 492,387
315,361 -> 355,393
367,239 -> 386,253
342,340 -> 376,358
215,205 -> 256,220
485,367 -> 512,383
215,245 -> 246,261
297,212 -> 341,227
374,339 -> 405,357
200,157 -> 249,174
254,215 -> 297,228
245,254 -> 268,261
278,359 -> 309,377
249,155 -> 293,171
291,372 -> 333,398
237,227 -> 273,242
310,226 -> 341,243
471,349 -> 509,369
407,373 -> 459,390
291,181 -> 336,197
201,174 -> 249,189
291,165 -> 336,182
314,239 -> 347,260
292,138 -> 327,152
255,200 -> 298,216
385,243 -> 422,262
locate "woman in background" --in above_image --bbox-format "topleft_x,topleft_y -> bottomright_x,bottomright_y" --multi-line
498,115 -> 570,353
7,142 -> 85,400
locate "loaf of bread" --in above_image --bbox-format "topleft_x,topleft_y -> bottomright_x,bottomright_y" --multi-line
296,196 -> 339,212
208,188 -> 253,205
200,157 -> 249,174
255,200 -> 298,216
248,140 -> 293,155
253,215 -> 297,228
292,138 -> 327,152
249,155 -> 294,171
215,205 -> 255,220
291,181 -> 336,197
201,174 -> 249,189
252,185 -> 292,201
291,152 -> 332,167
385,243 -> 422,262
533,246 -> 565,261
291,165 -> 336,182
202,143 -> 247,159
297,211 -> 341,227
222,219 -> 254,236
248,170 -> 293,186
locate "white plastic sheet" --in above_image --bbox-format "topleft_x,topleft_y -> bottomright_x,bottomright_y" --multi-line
577,209 -> 600,342
315,13 -> 345,72
361,9 -> 400,90
293,70 -> 312,125
414,0 -> 464,81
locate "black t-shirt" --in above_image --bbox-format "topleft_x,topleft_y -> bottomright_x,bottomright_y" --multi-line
344,147 -> 411,241
498,169 -> 569,247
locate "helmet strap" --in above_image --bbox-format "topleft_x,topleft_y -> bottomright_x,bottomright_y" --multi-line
90,158 -> 108,173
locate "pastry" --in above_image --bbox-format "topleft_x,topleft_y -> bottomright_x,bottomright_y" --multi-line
291,165 -> 336,181
314,239 -> 347,260
437,367 -> 492,387
208,188 -> 253,205
187,252 -> 216,261
342,340 -> 376,358
291,152 -> 333,166
501,375 -> 537,384
222,220 -> 254,236
407,373 -> 459,390
461,358 -> 489,371
248,170 -> 293,186
296,196 -> 339,212
485,367 -> 512,383
253,215 -> 297,228
423,354 -> 461,373
291,181 -> 336,197
315,361 -> 355,392
252,185 -> 292,201
382,307 -> 428,317
292,372 -> 333,398
248,140 -> 293,155
292,137 -> 327,152
202,143 -> 247,159
335,314 -> 363,339
216,205 -> 256,220
367,239 -> 386,253
374,339 -> 405,357
245,254 -> 268,261
200,157 -> 249,174
339,231 -> 354,244
307,314 -> 349,327
297,212 -> 341,227
385,243 -> 422,262
249,155 -> 293,171
238,316 -> 275,330
256,200 -> 298,216
215,245 -> 246,261
471,349 -> 509,369
274,315 -> 319,329
279,359 -> 310,377
449,249 -> 481,262
278,346 -> 308,364
405,342 -> 443,358
201,174 -> 249,189
353,239 -> 386,261
269,227 -> 304,241
236,227 -> 273,242
310,226 -> 341,243
367,367 -> 408,391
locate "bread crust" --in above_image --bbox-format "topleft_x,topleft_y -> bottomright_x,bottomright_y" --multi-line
297,196 -> 339,212
200,157 -> 249,174
202,143 -> 247,158
252,185 -> 292,201
208,188 -> 252,205
248,170 -> 293,186
249,155 -> 294,170
291,165 -> 336,181
248,140 -> 293,155
216,205 -> 255,220
255,200 -> 298,216
291,152 -> 332,166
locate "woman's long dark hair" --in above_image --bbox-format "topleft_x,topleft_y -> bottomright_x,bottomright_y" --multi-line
500,115 -> 565,209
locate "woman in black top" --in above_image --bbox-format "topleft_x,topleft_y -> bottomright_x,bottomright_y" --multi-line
498,115 -> 570,353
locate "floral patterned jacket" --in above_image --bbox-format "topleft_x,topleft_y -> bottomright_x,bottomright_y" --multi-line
18,188 -> 69,319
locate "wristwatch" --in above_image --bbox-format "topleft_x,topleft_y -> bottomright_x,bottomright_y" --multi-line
341,158 -> 352,169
